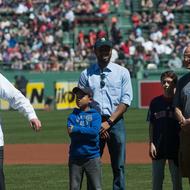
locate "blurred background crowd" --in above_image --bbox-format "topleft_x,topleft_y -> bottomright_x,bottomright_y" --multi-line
0,0 -> 189,77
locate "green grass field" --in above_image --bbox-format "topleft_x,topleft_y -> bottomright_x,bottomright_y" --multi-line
5,164 -> 189,189
2,108 -> 148,144
1,109 -> 189,189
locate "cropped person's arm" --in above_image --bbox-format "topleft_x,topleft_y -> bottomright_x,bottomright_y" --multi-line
175,107 -> 185,123
0,74 -> 41,131
175,107 -> 190,129
149,122 -> 157,159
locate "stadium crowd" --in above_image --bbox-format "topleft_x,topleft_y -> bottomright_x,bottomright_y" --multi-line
0,0 -> 189,76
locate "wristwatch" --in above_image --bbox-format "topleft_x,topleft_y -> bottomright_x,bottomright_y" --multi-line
107,118 -> 114,127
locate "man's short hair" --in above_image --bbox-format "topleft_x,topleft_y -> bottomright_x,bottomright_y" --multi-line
160,70 -> 178,85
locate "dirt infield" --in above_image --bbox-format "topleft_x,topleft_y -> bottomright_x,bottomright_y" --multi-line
4,143 -> 151,165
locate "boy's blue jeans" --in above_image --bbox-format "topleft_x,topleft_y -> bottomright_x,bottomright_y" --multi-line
100,118 -> 126,190
152,159 -> 182,190
69,157 -> 102,190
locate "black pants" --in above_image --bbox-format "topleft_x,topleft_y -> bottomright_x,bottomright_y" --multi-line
0,146 -> 5,190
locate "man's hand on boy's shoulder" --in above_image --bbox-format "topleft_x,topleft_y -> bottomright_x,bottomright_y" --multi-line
67,125 -> 74,135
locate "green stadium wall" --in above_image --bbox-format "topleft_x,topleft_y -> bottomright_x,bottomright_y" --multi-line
0,69 -> 188,109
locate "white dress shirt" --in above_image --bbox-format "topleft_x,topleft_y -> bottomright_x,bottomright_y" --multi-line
0,73 -> 37,146
78,62 -> 133,116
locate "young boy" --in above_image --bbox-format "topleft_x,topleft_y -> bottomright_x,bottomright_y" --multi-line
147,71 -> 182,190
67,86 -> 102,190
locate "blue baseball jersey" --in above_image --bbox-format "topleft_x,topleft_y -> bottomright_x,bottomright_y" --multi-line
147,95 -> 180,160
67,108 -> 101,160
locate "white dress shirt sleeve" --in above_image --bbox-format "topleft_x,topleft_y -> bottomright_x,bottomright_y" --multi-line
121,68 -> 133,106
0,73 -> 37,120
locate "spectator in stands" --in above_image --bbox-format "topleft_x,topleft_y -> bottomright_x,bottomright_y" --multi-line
63,8 -> 75,31
11,57 -> 23,70
78,30 -> 85,49
88,29 -> 97,47
158,0 -> 170,10
97,1 -> 110,17
149,48 -> 160,66
177,24 -> 187,37
141,11 -> 149,25
131,12 -> 141,27
113,0 -> 120,12
154,39 -> 173,55
73,50 -> 82,70
135,43 -> 147,61
75,0 -> 95,15
141,0 -> 153,8
110,46 -> 119,63
121,38 -> 136,56
175,35 -> 189,55
120,40 -> 130,58
142,37 -> 154,53
162,35 -> 174,51
185,0 -> 190,6
168,23 -> 178,37
135,28 -> 145,44
151,11 -> 163,26
14,75 -> 28,96
162,7 -> 175,23
97,28 -> 107,38
162,25 -> 170,37
86,48 -> 97,66
176,0 -> 185,9
0,0 -> 189,74
150,25 -> 163,42
83,1 -> 95,14
132,43 -> 146,77
49,54 -> 61,71
125,0 -> 131,8
15,2 -> 28,14
110,20 -> 122,45
65,58 -> 74,71
168,52 -> 182,69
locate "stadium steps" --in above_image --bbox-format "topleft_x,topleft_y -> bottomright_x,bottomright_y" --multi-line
62,32 -> 74,47
118,14 -> 132,37
131,0 -> 141,12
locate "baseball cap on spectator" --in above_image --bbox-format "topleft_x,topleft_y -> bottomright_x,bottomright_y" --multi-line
72,86 -> 93,97
94,38 -> 113,49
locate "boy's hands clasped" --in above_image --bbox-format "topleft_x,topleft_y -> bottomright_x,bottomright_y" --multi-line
100,121 -> 110,139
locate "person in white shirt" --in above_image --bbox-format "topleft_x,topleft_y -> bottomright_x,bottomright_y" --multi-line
0,73 -> 41,190
168,53 -> 182,69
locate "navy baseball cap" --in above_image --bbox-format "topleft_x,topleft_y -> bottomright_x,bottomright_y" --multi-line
72,86 -> 93,97
94,38 -> 113,49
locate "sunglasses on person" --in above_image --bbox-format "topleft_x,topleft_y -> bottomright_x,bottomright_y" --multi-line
100,73 -> 106,88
